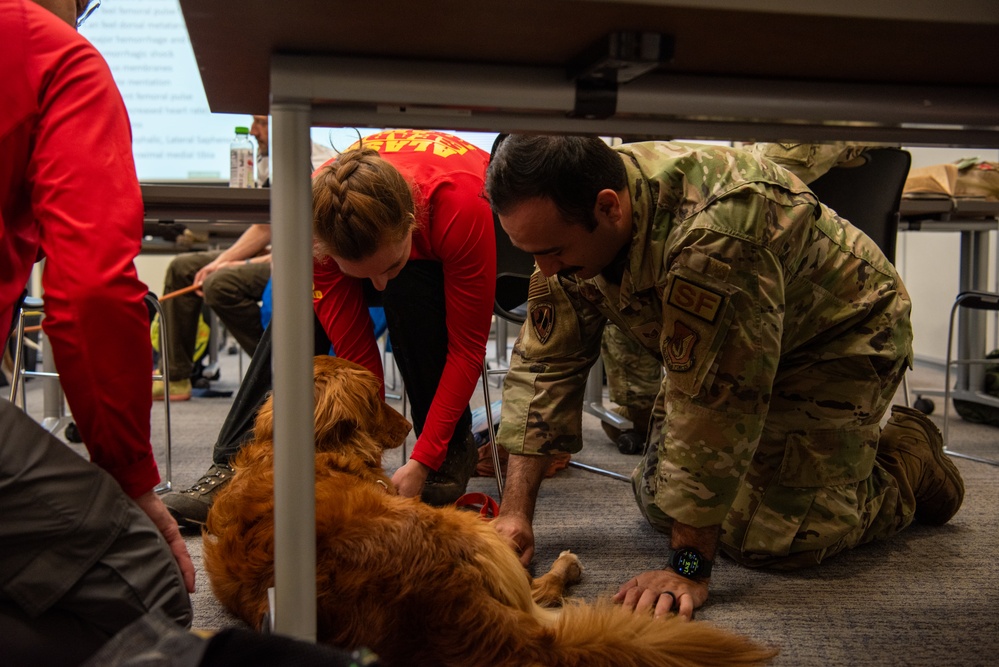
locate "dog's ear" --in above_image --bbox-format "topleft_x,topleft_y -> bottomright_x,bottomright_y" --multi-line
311,355 -> 410,456
376,403 -> 411,450
251,392 -> 275,444
313,359 -> 374,444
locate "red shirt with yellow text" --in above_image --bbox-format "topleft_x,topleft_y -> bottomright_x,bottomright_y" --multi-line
312,130 -> 495,471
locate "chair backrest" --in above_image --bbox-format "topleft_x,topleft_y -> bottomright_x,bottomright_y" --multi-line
490,134 -> 535,324
807,147 -> 912,263
493,214 -> 535,322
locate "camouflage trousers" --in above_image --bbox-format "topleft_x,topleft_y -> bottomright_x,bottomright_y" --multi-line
632,352 -> 916,570
601,323 -> 661,412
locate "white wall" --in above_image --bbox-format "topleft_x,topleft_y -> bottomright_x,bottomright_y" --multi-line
897,147 -> 999,366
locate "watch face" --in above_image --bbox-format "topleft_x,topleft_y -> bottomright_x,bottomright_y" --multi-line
673,549 -> 703,577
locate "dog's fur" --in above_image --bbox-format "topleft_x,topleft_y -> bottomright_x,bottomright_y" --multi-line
204,356 -> 777,667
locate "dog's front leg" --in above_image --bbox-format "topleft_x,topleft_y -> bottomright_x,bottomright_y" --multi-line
530,550 -> 583,607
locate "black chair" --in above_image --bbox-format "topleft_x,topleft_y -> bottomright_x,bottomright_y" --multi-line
808,147 -> 913,407
942,291 -> 999,466
808,147 -> 912,266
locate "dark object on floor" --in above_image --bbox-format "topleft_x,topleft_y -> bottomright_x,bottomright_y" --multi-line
952,349 -> 999,426
191,387 -> 233,399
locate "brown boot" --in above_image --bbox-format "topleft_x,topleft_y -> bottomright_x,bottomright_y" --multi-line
879,405 -> 965,526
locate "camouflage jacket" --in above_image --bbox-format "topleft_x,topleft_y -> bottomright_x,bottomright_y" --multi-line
499,142 -> 913,527
744,142 -> 881,184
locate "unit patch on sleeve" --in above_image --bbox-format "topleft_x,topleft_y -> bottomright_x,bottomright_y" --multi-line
531,302 -> 555,344
664,320 -> 699,372
666,277 -> 724,323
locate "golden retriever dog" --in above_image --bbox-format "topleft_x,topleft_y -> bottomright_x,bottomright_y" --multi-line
204,356 -> 777,667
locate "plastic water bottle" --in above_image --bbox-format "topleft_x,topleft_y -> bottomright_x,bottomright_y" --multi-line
229,126 -> 254,188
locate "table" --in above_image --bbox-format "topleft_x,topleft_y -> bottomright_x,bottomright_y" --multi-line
899,198 -> 999,408
141,183 -> 269,246
178,0 -> 999,640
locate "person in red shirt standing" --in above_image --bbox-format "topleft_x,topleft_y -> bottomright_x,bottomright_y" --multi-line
163,129 -> 495,523
0,0 -> 193,662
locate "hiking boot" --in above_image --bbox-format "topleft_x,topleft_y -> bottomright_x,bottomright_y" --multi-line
422,430 -> 479,507
161,463 -> 234,527
153,378 -> 192,402
879,405 -> 965,526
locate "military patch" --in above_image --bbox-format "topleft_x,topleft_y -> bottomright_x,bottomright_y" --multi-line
531,302 -> 554,344
665,320 -> 698,372
666,277 -> 724,323
527,272 -> 551,301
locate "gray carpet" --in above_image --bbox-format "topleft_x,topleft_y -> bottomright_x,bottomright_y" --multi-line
18,350 -> 999,666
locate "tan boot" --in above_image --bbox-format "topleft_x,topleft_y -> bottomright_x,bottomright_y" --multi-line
152,378 -> 192,401
879,405 -> 965,526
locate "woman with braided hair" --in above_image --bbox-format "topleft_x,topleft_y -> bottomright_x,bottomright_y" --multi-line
310,132 -> 496,502
162,129 -> 495,522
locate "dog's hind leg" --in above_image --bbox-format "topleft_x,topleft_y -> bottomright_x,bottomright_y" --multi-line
530,550 -> 583,607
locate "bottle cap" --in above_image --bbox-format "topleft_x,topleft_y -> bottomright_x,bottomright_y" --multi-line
235,126 -> 250,134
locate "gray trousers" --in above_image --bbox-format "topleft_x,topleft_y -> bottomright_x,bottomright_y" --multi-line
161,250 -> 270,381
0,401 -> 192,666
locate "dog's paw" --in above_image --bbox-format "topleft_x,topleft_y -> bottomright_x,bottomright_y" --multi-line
553,550 -> 584,584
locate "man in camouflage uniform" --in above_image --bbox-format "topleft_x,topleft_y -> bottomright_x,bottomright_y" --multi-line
744,141 -> 879,184
485,135 -> 964,620
599,139 -> 892,447
599,141 -> 880,446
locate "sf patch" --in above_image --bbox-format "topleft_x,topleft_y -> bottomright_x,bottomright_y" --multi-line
665,320 -> 698,372
531,302 -> 554,344
667,277 -> 723,323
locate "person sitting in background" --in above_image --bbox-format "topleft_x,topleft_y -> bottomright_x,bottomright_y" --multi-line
1,0 -> 193,663
155,223 -> 272,401
161,129 -> 495,527
154,115 -> 337,401
485,134 -> 964,621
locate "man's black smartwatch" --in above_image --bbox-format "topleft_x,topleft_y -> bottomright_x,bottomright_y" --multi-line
664,546 -> 713,580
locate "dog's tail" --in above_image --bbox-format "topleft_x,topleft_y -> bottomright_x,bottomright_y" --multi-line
533,599 -> 778,667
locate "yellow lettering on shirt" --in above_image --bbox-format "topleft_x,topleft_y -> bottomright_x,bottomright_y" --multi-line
345,130 -> 476,158
432,144 -> 458,158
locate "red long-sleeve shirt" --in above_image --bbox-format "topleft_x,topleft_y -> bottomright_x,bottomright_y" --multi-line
312,130 -> 496,470
0,0 -> 159,498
